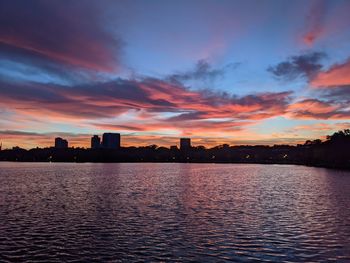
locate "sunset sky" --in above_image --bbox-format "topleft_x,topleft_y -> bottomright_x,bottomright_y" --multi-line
0,0 -> 350,149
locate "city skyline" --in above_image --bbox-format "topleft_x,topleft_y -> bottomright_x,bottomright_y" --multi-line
1,0 -> 350,149
3,133 -> 194,150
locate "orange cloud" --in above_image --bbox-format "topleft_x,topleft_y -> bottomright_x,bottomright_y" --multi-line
287,99 -> 350,119
0,75 -> 295,148
311,59 -> 350,87
288,99 -> 338,114
0,131 -> 91,149
0,77 -> 292,123
288,122 -> 350,132
93,119 -> 252,136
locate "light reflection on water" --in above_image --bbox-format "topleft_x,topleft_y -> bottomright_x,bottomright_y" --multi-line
0,163 -> 349,262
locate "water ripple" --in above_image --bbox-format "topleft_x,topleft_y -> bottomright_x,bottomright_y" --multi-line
0,163 -> 350,262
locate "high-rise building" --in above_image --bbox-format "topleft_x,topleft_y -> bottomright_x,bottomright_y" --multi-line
102,133 -> 120,149
180,138 -> 191,150
91,135 -> 101,149
55,137 -> 68,149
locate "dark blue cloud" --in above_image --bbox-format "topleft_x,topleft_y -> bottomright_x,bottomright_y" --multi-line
268,52 -> 326,80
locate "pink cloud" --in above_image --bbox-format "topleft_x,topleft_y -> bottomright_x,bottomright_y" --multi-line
287,99 -> 350,119
300,0 -> 350,46
311,59 -> 350,87
301,0 -> 327,46
0,1 -> 122,73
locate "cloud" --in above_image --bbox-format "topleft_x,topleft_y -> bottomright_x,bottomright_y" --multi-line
287,98 -> 350,119
0,44 -> 101,85
0,130 -> 92,149
168,59 -> 240,84
0,130 -> 88,137
0,0 -> 122,73
268,52 -> 326,80
301,0 -> 350,46
0,76 -> 292,136
0,130 -> 43,137
302,0 -> 328,45
92,119 -> 251,135
310,58 -> 350,87
318,86 -> 350,104
286,122 -> 350,133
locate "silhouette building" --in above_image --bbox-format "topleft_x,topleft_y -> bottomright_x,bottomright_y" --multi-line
102,133 -> 120,149
180,138 -> 191,150
55,137 -> 68,149
91,135 -> 101,149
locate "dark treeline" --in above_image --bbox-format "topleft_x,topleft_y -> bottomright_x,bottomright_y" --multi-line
1,130 -> 349,169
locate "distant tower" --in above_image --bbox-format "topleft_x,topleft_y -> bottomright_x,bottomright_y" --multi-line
91,135 -> 101,149
102,133 -> 120,149
55,137 -> 68,149
180,138 -> 191,150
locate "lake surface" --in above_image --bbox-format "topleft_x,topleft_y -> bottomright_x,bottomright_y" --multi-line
0,163 -> 349,262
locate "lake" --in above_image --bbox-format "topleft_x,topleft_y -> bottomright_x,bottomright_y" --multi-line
0,163 -> 349,262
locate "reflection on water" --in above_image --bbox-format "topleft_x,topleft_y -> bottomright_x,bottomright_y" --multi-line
0,163 -> 349,262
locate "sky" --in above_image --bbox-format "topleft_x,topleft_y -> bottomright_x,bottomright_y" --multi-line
0,0 -> 350,149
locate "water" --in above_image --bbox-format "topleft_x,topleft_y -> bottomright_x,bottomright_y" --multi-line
0,163 -> 349,262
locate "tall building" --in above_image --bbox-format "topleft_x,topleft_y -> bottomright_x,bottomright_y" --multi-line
180,138 -> 191,150
102,133 -> 120,149
55,137 -> 68,149
91,135 -> 101,149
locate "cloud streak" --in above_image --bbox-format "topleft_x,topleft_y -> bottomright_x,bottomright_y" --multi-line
0,76 -> 292,123
168,59 -> 240,84
0,0 -> 122,73
302,0 -> 328,45
311,58 -> 350,87
287,99 -> 350,119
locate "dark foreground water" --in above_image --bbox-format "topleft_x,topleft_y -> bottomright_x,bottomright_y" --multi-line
0,163 -> 350,262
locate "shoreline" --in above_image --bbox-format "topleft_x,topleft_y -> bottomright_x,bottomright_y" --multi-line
1,160 -> 349,171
